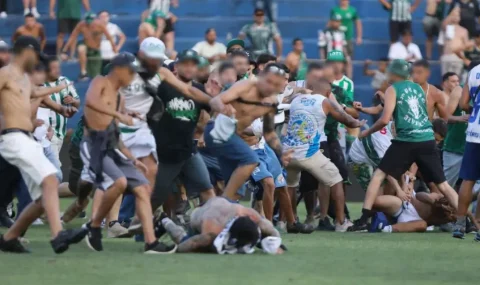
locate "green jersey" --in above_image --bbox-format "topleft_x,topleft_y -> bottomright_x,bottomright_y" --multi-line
443,106 -> 467,154
45,76 -> 79,140
330,6 -> 358,40
239,22 -> 280,56
325,84 -> 354,139
70,118 -> 85,147
144,9 -> 167,29
57,0 -> 82,19
295,52 -> 308,80
392,81 -> 434,142
333,75 -> 354,103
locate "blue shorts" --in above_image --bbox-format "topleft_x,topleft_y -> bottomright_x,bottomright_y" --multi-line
251,145 -> 286,188
199,149 -> 224,184
204,121 -> 259,196
459,142 -> 480,181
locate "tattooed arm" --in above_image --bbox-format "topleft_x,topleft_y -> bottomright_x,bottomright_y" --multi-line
323,99 -> 365,129
263,110 -> 283,158
176,233 -> 217,253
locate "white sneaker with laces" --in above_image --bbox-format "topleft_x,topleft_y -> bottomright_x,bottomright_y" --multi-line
24,8 -> 30,16
0,12 -> 7,18
335,219 -> 354,232
31,7 -> 40,18
107,222 -> 130,238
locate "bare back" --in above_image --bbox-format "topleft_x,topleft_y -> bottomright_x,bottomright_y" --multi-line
81,20 -> 106,49
84,76 -> 119,131
0,66 -> 34,131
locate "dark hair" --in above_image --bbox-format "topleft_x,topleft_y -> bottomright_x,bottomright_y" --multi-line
256,53 -> 277,66
24,13 -> 34,18
219,61 -> 235,74
401,29 -> 412,37
229,50 -> 249,59
229,216 -> 260,248
307,62 -> 323,73
442,72 -> 458,82
205,28 -> 215,35
34,62 -> 46,72
277,63 -> 290,74
432,118 -> 447,138
292,38 -> 302,46
98,10 -> 109,16
412,59 -> 430,69
379,57 -> 389,62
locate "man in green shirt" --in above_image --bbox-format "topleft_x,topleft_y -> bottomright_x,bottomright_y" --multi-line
349,59 -> 458,232
330,0 -> 363,58
238,8 -> 282,60
50,0 -> 91,56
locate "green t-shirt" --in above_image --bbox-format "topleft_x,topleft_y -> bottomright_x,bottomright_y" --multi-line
443,106 -> 467,154
57,0 -> 82,20
333,75 -> 354,103
240,22 -> 280,56
295,52 -> 308,80
392,81 -> 434,142
144,10 -> 167,29
324,84 -> 354,139
330,6 -> 358,40
70,118 -> 85,147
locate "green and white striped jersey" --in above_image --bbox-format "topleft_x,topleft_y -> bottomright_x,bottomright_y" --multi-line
45,76 -> 79,139
390,0 -> 412,22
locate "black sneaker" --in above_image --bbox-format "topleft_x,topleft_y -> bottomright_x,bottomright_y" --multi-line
84,222 -> 103,252
347,219 -> 369,232
154,212 -> 168,239
144,241 -> 177,254
50,228 -> 88,254
287,222 -> 314,234
78,73 -> 89,81
466,218 -> 478,234
0,235 -> 30,253
0,208 -> 14,228
317,217 -> 335,231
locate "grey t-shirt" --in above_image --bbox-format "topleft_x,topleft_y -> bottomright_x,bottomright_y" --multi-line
240,22 -> 280,56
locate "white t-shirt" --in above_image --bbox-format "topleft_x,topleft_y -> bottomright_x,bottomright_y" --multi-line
101,22 -> 123,60
34,107 -> 52,148
466,65 -> 480,143
388,42 -> 422,61
192,41 -> 227,59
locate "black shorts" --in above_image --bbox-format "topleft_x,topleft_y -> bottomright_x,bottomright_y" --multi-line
389,20 -> 411,42
164,18 -> 175,34
58,18 -> 80,34
378,140 -> 446,184
0,155 -> 21,207
68,143 -> 84,195
299,139 -> 349,193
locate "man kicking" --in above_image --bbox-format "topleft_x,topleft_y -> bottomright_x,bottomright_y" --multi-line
282,78 -> 365,231
156,197 -> 284,254
348,59 -> 459,232
80,52 -> 174,253
0,36 -> 86,253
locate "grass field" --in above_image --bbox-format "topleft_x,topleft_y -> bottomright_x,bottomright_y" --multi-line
0,201 -> 477,285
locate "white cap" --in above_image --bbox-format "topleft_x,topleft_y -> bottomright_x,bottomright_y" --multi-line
139,37 -> 168,60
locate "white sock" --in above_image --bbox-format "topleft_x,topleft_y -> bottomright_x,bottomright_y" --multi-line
24,8 -> 30,14
382,225 -> 393,233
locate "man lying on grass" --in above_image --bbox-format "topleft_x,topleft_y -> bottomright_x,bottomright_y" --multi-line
154,197 -> 285,254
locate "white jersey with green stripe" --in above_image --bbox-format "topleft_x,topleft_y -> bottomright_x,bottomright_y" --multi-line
349,122 -> 393,167
118,73 -> 161,132
46,76 -> 79,139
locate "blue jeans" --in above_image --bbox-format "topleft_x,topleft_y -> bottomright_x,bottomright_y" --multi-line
119,194 -> 135,224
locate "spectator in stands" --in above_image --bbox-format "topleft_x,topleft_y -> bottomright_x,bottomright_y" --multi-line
363,58 -> 388,92
141,0 -> 178,53
192,28 -> 227,64
318,13 -> 346,60
448,0 -> 480,38
0,41 -> 9,67
285,38 -> 308,80
256,53 -> 277,72
423,0 -> 450,59
461,31 -> 480,78
50,0 -> 91,57
238,8 -> 282,60
196,56 -> 211,84
254,0 -> 276,23
12,13 -> 46,51
440,7 -> 471,77
379,0 -> 421,44
23,0 -> 39,18
388,30 -> 422,61
0,0 -> 7,18
229,49 -> 251,80
98,10 -> 126,70
226,38 -> 245,54
330,0 -> 363,57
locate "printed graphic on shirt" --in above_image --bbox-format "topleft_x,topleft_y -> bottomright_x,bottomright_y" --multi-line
166,98 -> 198,121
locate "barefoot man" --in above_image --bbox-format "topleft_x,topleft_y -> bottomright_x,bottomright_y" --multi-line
0,36 -> 86,254
61,12 -> 117,79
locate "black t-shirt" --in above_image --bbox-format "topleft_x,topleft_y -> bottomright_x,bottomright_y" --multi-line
152,81 -> 210,163
449,0 -> 480,37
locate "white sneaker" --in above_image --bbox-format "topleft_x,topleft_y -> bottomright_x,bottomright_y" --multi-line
335,219 -> 353,232
31,7 -> 40,18
107,221 -> 130,238
0,12 -> 7,18
24,8 -> 30,16
426,225 -> 435,232
32,218 -> 44,226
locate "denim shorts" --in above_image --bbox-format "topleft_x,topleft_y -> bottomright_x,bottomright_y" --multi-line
251,145 -> 286,188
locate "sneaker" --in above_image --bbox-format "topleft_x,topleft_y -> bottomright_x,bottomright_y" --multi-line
107,221 -> 130,238
347,219 -> 369,232
452,229 -> 465,239
335,219 -> 354,232
144,241 -> 177,254
317,217 -> 335,231
474,232 -> 480,242
79,73 -> 89,81
128,217 -> 143,235
275,221 -> 287,233
0,235 -> 30,253
7,203 -> 14,218
439,223 -> 453,233
466,218 -> 477,234
0,208 -> 14,228
304,215 -> 316,228
50,228 -> 88,254
426,225 -> 435,232
31,7 -> 40,18
287,222 -> 314,234
62,199 -> 89,223
0,12 -> 7,18
84,222 -> 103,252
32,218 -> 44,226
23,8 -> 30,16
452,218 -> 466,239
153,212 -> 168,239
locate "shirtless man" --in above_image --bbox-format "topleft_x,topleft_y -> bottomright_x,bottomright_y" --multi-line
0,36 -> 86,254
155,197 -> 285,254
12,13 -> 46,51
285,38 -> 307,79
61,12 -> 117,79
440,7 -> 472,77
204,63 -> 293,202
423,0 -> 452,59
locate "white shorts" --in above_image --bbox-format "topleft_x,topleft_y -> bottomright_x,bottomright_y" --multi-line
120,127 -> 157,162
349,139 -> 375,167
395,202 -> 422,223
0,132 -> 57,201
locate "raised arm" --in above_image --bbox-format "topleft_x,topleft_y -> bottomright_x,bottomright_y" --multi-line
159,67 -> 213,105
360,85 -> 396,137
31,83 -> 69,98
323,99 -> 364,128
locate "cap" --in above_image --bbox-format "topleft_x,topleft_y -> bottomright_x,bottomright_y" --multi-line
109,52 -> 139,71
177,49 -> 199,64
330,13 -> 342,21
84,12 -> 97,24
13,35 -> 47,60
0,41 -> 9,52
139,37 -> 168,60
326,50 -> 346,62
227,38 -> 245,52
197,56 -> 210,68
387,59 -> 410,79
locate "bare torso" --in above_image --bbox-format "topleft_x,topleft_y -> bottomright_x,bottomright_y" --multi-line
0,66 -> 34,132
80,21 -> 106,50
443,25 -> 468,55
16,24 -> 43,39
419,82 -> 446,120
84,77 -> 119,131
425,0 -> 438,15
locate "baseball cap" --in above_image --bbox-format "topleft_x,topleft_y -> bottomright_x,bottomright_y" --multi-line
0,41 -> 9,52
227,38 -> 245,52
387,59 -> 410,79
139,37 -> 168,60
109,52 -> 139,71
330,13 -> 342,21
84,12 -> 97,24
197,56 -> 210,68
177,49 -> 199,64
326,50 -> 346,62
